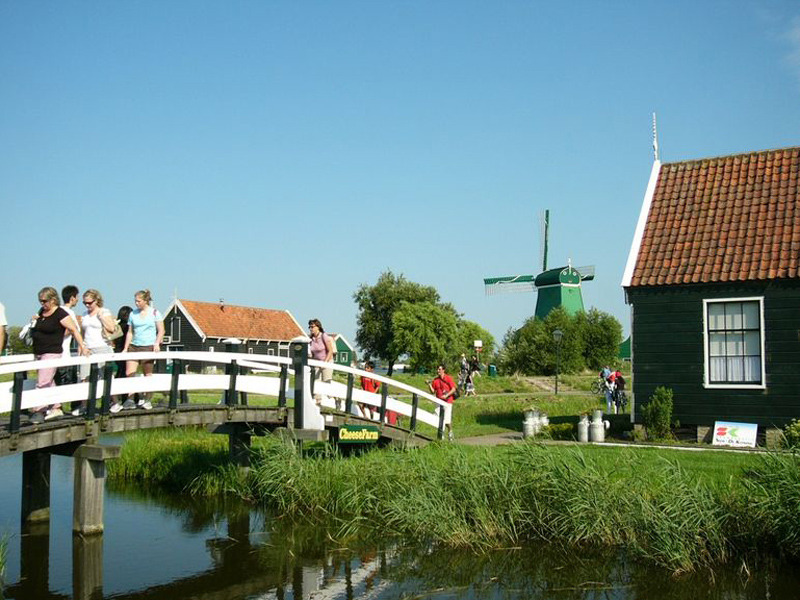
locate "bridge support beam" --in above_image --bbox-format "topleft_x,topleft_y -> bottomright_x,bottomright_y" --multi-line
73,444 -> 121,535
21,449 -> 51,525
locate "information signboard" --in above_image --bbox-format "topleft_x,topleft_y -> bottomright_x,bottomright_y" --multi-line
712,421 -> 758,448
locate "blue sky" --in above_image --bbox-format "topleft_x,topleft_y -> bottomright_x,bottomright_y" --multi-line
2,1 -> 800,350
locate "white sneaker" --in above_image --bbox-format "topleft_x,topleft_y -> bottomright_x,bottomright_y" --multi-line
109,402 -> 123,414
44,407 -> 63,420
71,407 -> 85,417
138,400 -> 153,410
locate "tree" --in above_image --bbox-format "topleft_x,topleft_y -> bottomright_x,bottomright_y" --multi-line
391,301 -> 459,373
575,308 -> 623,370
5,325 -> 31,356
456,319 -> 495,364
353,271 -> 440,375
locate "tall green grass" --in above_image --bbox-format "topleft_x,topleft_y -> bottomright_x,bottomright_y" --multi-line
108,429 -> 800,574
0,532 -> 7,594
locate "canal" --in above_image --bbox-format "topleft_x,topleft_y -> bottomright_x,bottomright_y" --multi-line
1,438 -> 799,599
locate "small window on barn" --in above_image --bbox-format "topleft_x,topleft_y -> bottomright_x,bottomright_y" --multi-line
340,352 -> 349,362
704,298 -> 764,388
268,348 -> 275,356
171,317 -> 182,343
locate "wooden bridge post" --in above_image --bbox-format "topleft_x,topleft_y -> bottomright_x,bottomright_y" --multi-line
291,338 -> 310,428
73,444 -> 121,535
21,449 -> 51,525
72,530 -> 104,600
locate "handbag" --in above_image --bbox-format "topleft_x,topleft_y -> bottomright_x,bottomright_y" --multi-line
19,319 -> 35,346
102,319 -> 124,343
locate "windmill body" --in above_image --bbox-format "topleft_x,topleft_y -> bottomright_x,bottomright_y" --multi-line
484,264 -> 594,320
483,209 -> 594,321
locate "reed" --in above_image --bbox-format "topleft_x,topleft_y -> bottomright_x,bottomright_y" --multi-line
0,532 -> 7,593
108,429 -> 798,573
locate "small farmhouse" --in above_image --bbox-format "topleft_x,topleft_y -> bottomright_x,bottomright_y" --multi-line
332,333 -> 356,367
622,146 -> 800,431
161,299 -> 304,368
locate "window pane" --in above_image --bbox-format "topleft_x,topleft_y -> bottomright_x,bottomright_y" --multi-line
743,331 -> 760,354
726,357 -> 744,381
726,333 -> 743,356
710,357 -> 727,382
709,333 -> 726,356
742,302 -> 759,329
708,303 -> 726,330
743,357 -> 761,382
725,303 -> 743,330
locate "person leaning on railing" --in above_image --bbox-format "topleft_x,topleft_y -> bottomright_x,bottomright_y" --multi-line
29,286 -> 89,423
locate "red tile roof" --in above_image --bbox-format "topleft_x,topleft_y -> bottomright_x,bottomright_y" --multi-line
628,147 -> 800,287
178,299 -> 304,341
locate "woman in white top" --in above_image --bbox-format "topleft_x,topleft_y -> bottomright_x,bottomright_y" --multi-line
73,289 -> 117,415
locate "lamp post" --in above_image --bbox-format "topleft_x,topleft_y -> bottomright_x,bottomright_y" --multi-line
552,329 -> 563,395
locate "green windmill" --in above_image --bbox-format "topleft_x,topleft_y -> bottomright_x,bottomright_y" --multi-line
483,210 -> 595,320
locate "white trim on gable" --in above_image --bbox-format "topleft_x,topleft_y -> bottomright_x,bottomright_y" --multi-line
621,160 -> 661,290
165,299 -> 207,342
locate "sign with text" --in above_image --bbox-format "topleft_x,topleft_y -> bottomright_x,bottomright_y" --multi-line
713,421 -> 758,448
338,425 -> 380,444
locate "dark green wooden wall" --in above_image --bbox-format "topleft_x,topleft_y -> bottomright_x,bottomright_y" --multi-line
628,280 -> 800,428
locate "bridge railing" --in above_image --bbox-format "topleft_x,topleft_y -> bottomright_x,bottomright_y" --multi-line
0,349 -> 451,439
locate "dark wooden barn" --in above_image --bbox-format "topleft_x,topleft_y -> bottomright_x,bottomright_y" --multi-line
622,147 -> 800,433
162,299 -> 305,370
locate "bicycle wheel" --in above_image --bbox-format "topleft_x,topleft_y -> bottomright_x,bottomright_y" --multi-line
590,380 -> 602,395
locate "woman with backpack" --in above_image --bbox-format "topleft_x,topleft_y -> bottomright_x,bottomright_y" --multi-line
308,318 -> 336,405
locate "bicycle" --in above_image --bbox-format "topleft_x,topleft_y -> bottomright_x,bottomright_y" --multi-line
590,377 -> 605,395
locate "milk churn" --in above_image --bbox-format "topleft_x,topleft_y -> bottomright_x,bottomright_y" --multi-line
577,414 -> 589,442
523,410 -> 536,439
589,409 -> 605,442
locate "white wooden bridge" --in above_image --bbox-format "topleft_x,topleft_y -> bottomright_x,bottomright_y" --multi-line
0,338 -> 450,537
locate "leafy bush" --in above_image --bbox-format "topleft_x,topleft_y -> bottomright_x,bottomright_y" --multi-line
782,419 -> 800,449
499,307 -> 622,376
542,423 -> 575,440
641,386 -> 673,440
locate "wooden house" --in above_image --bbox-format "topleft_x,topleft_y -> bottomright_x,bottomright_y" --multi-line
162,299 -> 304,369
622,147 -> 800,431
332,333 -> 356,367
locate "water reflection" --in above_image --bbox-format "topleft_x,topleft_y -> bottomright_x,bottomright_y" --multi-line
1,454 -> 799,599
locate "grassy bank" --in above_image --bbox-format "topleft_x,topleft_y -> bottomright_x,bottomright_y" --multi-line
108,428 -> 800,574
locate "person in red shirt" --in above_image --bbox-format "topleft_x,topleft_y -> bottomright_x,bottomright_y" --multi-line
428,364 -> 456,439
359,361 -> 380,421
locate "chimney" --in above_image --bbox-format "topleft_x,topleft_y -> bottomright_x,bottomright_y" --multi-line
219,298 -> 225,311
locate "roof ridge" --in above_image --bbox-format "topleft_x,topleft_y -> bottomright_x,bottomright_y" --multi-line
180,298 -> 284,313
662,145 -> 800,167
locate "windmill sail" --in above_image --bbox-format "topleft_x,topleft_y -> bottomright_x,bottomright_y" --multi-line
483,275 -> 537,295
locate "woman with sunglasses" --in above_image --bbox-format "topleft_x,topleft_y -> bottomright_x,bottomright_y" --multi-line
29,286 -> 88,422
71,289 -> 118,415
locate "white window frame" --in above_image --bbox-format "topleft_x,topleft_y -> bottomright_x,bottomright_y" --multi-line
702,296 -> 766,390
